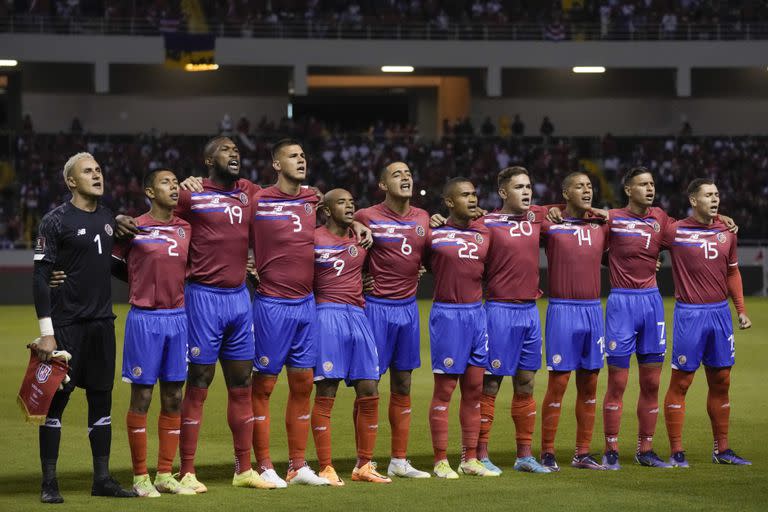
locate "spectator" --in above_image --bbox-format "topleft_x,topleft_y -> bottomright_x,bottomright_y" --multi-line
540,115 -> 554,140
481,116 -> 496,137
512,114 -> 525,138
661,10 -> 678,38
220,113 -> 233,135
70,117 -> 83,134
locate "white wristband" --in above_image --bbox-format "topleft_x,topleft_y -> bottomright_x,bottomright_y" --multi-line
39,317 -> 54,337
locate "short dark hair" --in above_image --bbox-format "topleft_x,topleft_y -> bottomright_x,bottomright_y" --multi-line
203,136 -> 233,160
562,171 -> 589,190
497,166 -> 529,189
143,168 -> 176,189
622,166 -> 653,187
687,178 -> 715,196
271,138 -> 302,160
442,177 -> 473,198
379,161 -> 409,182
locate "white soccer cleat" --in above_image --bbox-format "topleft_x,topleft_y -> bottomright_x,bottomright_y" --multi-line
387,458 -> 431,478
286,465 -> 330,486
259,468 -> 288,489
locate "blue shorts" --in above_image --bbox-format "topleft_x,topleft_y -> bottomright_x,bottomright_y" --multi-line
314,303 -> 380,386
485,301 -> 542,376
429,302 -> 488,374
122,307 -> 188,385
545,299 -> 605,372
253,293 -> 317,374
365,296 -> 421,374
605,288 -> 667,367
672,301 -> 735,371
185,282 -> 254,364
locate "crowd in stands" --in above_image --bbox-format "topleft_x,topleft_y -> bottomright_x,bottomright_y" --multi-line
2,114 -> 768,248
4,1 -> 767,39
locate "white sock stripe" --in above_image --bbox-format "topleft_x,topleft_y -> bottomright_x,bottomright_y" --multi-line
91,416 -> 112,427
44,418 -> 62,428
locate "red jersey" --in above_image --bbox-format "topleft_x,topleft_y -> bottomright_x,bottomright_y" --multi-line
429,219 -> 490,303
174,178 -> 257,288
483,205 -> 547,301
354,203 -> 430,300
313,225 -> 367,308
252,185 -> 318,299
112,213 -> 191,309
663,217 -> 737,305
607,207 -> 671,289
542,217 -> 609,300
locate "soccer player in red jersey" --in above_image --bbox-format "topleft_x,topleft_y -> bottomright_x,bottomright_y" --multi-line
662,178 -> 752,467
112,169 -> 196,497
427,178 -> 494,478
310,189 -> 391,485
540,172 -> 609,471
354,162 -> 432,479
477,167 -> 551,474
125,137 -> 273,491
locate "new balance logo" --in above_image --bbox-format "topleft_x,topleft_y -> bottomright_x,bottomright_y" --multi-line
183,419 -> 200,425
585,399 -> 597,405
77,228 -> 86,236
433,406 -> 447,411
169,430 -> 180,435
313,426 -> 327,431
527,411 -> 537,417
402,409 -> 411,415
667,404 -> 682,409
650,408 -> 659,414
254,415 -> 266,421
298,414 -> 311,420
606,405 -> 620,411
130,428 -> 146,434
548,402 -> 561,408
722,403 -> 731,409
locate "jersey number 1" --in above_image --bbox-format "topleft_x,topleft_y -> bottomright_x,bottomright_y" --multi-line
93,234 -> 102,254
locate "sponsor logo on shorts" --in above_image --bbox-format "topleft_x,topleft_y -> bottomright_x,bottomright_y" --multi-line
190,346 -> 201,357
443,357 -> 454,368
416,225 -> 425,237
717,232 -> 726,243
259,356 -> 270,367
527,210 -> 536,222
552,354 -> 562,365
239,192 -> 249,206
178,227 -> 186,239
132,366 -> 142,378
609,341 -> 617,351
491,359 -> 502,369
677,355 -> 687,366
323,361 -> 334,372
474,233 -> 484,244
348,245 -> 359,257
104,224 -> 114,236
36,363 -> 53,383
653,221 -> 661,232
304,203 -> 313,214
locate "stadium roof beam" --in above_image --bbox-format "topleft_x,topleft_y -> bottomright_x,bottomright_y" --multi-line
676,66 -> 691,97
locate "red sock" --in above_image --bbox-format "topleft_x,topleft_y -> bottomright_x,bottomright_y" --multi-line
251,374 -> 277,471
511,393 -> 536,458
637,365 -> 661,453
477,393 -> 496,460
286,370 -> 313,470
157,413 -> 181,474
459,365 -> 484,461
541,371 -> 570,454
227,386 -> 254,474
355,396 -> 379,468
705,367 -> 731,453
664,369 -> 695,453
389,393 -> 412,459
575,370 -> 599,455
311,396 -> 334,468
127,411 -> 148,476
180,385 -> 207,476
429,374 -> 458,463
352,399 -> 360,448
603,366 -> 628,452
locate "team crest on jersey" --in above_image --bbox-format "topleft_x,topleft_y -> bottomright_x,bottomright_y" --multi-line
491,359 -> 502,370
443,358 -> 454,368
527,210 -> 536,222
177,227 -> 186,239
239,192 -> 249,206
104,224 -> 113,236
190,347 -> 201,357
652,222 -> 661,232
717,233 -> 726,243
323,361 -> 334,372
304,203 -> 313,214
474,233 -> 484,244
416,225 -> 425,237
36,363 -> 53,383
132,367 -> 142,378
552,354 -> 562,365
589,223 -> 599,230
677,355 -> 687,366
259,356 -> 270,367
609,341 -> 617,351
348,246 -> 359,257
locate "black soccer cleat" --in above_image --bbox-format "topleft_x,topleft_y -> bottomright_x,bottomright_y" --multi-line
41,478 -> 64,504
91,476 -> 138,498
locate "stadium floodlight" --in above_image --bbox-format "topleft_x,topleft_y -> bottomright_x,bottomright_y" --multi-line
572,66 -> 605,73
381,66 -> 415,73
0,59 -> 18,67
184,63 -> 219,72
420,189 -> 427,196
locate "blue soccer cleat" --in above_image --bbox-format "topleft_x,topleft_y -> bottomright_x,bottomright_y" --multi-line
602,450 -> 621,470
479,457 -> 503,475
669,451 -> 690,468
713,449 -> 752,466
634,451 -> 673,468
514,456 -> 551,474
540,452 -> 560,472
571,454 -> 607,470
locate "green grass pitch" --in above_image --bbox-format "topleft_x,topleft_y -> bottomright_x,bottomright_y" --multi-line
1,299 -> 766,511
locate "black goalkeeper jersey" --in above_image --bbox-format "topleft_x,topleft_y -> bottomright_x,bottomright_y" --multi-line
34,202 -> 116,327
